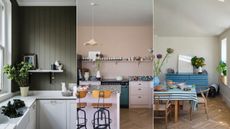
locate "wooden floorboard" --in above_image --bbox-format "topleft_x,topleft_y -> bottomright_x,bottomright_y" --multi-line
121,96 -> 230,129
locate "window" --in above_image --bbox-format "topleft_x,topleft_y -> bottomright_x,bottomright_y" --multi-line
221,38 -> 227,63
0,0 -> 4,91
0,0 -> 11,94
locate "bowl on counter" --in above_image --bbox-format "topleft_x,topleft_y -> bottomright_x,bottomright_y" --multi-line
116,76 -> 123,81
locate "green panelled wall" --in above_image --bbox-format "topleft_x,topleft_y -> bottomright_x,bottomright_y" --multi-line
11,0 -> 20,92
17,7 -> 76,90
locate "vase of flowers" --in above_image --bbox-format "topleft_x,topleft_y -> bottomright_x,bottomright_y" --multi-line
151,48 -> 174,87
95,54 -> 102,80
3,62 -> 32,96
191,56 -> 206,74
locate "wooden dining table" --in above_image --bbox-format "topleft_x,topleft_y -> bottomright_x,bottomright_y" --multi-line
154,86 -> 198,122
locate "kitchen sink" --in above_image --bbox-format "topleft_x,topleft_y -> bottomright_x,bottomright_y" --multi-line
0,113 -> 9,124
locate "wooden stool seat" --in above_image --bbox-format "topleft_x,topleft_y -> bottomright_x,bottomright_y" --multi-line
77,102 -> 87,108
92,103 -> 112,108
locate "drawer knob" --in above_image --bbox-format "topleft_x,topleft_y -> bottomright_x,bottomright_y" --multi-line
138,83 -> 141,85
138,96 -> 142,98
138,88 -> 142,90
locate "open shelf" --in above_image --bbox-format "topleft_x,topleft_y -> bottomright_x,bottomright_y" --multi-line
28,70 -> 63,73
29,69 -> 64,83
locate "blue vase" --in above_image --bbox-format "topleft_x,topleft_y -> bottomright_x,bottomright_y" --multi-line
152,76 -> 160,87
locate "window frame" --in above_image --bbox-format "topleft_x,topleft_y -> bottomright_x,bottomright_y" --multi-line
221,38 -> 227,63
0,0 -> 11,95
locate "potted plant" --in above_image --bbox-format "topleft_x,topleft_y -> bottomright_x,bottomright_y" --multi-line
216,61 -> 228,85
3,62 -> 32,96
151,48 -> 174,86
191,56 -> 206,74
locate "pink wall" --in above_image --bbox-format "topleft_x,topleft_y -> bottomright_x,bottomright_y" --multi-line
77,26 -> 153,78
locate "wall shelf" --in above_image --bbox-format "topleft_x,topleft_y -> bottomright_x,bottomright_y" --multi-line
29,70 -> 64,83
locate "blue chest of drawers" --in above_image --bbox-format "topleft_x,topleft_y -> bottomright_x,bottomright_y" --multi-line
166,73 -> 208,93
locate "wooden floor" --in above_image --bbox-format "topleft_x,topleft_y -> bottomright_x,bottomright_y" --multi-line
121,96 -> 230,129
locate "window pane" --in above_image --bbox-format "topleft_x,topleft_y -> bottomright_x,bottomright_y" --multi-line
221,38 -> 227,63
0,3 -> 2,46
0,48 -> 3,90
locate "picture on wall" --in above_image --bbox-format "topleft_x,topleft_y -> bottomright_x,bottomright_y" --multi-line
23,54 -> 37,69
178,55 -> 193,73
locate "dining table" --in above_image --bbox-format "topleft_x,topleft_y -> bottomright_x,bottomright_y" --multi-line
154,86 -> 198,122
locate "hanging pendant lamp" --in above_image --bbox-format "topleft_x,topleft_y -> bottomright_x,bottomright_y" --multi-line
84,2 -> 97,46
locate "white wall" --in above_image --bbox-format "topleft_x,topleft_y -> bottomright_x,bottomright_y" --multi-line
155,36 -> 219,84
219,28 -> 230,106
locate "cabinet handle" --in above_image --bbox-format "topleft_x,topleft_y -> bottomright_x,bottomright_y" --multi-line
50,100 -> 57,104
138,83 -> 141,85
138,88 -> 142,90
138,96 -> 142,98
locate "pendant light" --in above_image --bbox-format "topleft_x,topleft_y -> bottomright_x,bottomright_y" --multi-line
84,2 -> 97,46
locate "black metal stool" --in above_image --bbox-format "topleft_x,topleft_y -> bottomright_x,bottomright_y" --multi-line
91,90 -> 112,129
76,91 -> 88,129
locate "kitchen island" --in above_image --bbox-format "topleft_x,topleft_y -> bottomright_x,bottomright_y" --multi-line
78,85 -> 121,129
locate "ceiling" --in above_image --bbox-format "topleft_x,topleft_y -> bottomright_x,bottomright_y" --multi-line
77,0 -> 153,26
16,0 -> 153,26
17,0 -> 76,6
155,0 -> 230,37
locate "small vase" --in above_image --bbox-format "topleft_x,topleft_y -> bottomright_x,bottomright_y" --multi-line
152,76 -> 160,87
84,72 -> 90,81
20,87 -> 29,97
193,67 -> 199,74
96,70 -> 101,80
198,66 -> 202,74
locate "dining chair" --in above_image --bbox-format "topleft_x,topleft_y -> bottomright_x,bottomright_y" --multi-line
153,94 -> 172,129
198,88 -> 210,119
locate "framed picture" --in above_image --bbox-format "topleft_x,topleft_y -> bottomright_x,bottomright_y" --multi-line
178,55 -> 193,73
23,54 -> 37,69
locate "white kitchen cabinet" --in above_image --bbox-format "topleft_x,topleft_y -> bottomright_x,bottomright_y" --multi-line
37,100 -> 67,129
67,100 -> 76,129
26,102 -> 36,129
16,108 -> 30,129
129,81 -> 152,108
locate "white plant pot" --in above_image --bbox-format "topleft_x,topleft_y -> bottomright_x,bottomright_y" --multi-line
221,76 -> 228,85
198,66 -> 203,73
20,87 -> 29,97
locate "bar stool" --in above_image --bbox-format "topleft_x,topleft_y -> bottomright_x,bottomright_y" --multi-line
76,91 -> 88,129
91,90 -> 112,129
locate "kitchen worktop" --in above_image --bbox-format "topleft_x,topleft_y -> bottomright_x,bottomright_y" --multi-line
87,85 -> 121,93
0,89 -> 121,129
0,91 -> 76,129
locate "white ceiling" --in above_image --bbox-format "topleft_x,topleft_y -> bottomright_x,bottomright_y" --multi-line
16,0 -> 153,26
155,0 -> 230,37
77,0 -> 153,26
17,0 -> 76,6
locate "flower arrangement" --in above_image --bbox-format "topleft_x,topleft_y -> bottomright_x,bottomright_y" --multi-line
152,48 -> 174,76
191,56 -> 205,68
95,54 -> 103,71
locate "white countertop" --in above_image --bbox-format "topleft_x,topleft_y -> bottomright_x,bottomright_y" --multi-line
0,91 -> 76,129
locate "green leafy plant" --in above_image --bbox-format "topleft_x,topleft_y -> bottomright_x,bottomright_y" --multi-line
95,54 -> 103,71
152,48 -> 174,76
216,61 -> 227,76
3,62 -> 32,87
191,56 -> 206,68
